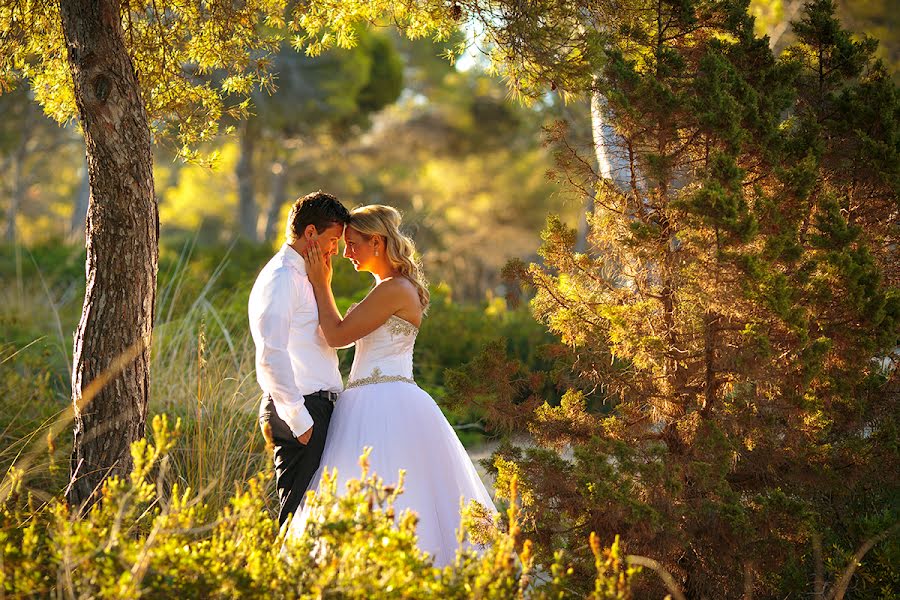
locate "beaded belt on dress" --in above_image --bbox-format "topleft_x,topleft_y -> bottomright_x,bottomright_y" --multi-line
345,367 -> 415,389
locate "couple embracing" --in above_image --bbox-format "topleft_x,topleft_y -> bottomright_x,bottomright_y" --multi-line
248,190 -> 493,566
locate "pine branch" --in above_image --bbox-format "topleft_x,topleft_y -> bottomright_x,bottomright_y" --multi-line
825,522 -> 900,600
626,554 -> 686,600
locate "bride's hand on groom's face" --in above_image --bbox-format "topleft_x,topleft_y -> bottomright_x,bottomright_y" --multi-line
302,240 -> 332,287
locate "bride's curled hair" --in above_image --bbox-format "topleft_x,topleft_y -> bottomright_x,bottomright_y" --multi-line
350,205 -> 429,310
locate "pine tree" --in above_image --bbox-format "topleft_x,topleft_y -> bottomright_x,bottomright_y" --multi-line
447,1 -> 899,596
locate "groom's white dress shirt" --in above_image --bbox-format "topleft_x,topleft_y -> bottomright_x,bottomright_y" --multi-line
249,244 -> 342,437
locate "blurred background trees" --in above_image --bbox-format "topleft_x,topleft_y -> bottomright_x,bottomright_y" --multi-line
0,89 -> 84,246
232,28 -> 404,242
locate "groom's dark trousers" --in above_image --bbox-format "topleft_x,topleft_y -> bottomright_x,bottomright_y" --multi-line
258,391 -> 336,526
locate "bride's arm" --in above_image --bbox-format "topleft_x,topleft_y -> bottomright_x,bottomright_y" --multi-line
304,242 -> 405,347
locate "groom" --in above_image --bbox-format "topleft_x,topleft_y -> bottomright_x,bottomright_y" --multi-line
249,190 -> 350,526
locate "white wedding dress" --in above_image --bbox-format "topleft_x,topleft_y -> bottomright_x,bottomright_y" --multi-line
288,306 -> 495,566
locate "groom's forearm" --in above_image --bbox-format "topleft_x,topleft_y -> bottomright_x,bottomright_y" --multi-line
256,343 -> 314,437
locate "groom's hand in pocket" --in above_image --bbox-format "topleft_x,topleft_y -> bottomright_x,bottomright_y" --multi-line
297,426 -> 313,446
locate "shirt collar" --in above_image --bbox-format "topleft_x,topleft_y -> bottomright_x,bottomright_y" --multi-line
281,243 -> 307,275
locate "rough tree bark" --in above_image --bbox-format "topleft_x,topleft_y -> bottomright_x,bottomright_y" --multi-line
60,0 -> 158,509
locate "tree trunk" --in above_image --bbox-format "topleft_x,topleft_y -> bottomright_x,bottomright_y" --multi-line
812,530 -> 826,600
590,85 -> 615,182
263,159 -> 288,242
701,309 -> 719,414
69,152 -> 90,243
60,0 -> 158,509
742,560 -> 754,600
769,0 -> 805,54
236,120 -> 259,242
578,84 -> 625,252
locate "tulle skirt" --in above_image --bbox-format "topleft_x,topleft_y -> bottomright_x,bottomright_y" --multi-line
288,380 -> 495,566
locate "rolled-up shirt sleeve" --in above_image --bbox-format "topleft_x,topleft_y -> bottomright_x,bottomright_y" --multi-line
253,269 -> 314,437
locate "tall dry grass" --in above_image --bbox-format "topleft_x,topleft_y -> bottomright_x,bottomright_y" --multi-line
1,240 -> 274,514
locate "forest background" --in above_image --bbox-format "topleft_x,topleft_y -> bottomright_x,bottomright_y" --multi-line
0,0 -> 897,598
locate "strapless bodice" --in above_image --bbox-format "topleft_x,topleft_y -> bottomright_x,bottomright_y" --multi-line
346,304 -> 418,389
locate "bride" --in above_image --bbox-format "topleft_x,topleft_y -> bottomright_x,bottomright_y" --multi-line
291,204 -> 494,566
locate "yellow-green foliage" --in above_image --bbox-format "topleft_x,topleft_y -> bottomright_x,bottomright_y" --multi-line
0,415 -> 635,598
0,1 -> 457,163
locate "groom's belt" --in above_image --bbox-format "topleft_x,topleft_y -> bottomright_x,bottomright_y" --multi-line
305,390 -> 338,404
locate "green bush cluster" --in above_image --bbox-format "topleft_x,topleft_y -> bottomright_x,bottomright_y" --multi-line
1,415 -> 637,599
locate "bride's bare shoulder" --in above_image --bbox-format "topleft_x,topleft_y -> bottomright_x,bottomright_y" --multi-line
377,276 -> 418,297
372,277 -> 422,322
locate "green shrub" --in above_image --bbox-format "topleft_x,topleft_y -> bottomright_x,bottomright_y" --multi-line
0,415 -> 638,599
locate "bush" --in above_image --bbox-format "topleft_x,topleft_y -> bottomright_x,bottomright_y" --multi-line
0,415 -> 639,599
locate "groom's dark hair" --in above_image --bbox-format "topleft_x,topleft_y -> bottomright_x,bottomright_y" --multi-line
285,190 -> 350,243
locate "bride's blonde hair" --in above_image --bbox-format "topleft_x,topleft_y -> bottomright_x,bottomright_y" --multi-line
349,205 -> 429,310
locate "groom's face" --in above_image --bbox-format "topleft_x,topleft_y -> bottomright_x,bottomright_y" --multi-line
307,223 -> 344,257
